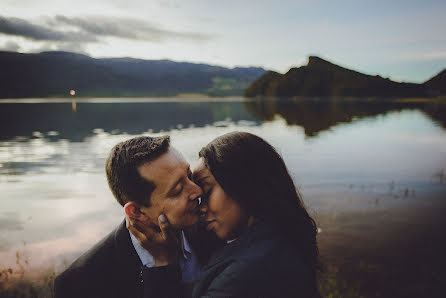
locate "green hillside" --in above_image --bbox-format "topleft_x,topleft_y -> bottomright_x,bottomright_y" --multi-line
0,51 -> 266,98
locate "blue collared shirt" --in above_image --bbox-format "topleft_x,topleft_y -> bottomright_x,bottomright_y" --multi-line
129,230 -> 201,282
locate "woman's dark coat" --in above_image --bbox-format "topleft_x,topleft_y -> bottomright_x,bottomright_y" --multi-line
143,221 -> 317,298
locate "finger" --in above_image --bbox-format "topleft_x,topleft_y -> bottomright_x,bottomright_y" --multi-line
127,220 -> 148,243
125,214 -> 139,234
125,215 -> 130,229
158,214 -> 172,241
127,215 -> 157,242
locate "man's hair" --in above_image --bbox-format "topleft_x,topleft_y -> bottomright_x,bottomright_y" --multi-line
105,135 -> 170,206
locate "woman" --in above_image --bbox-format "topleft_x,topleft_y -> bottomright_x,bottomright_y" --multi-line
132,132 -> 320,297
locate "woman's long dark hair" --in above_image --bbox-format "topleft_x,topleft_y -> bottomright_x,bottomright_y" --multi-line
199,132 -> 320,276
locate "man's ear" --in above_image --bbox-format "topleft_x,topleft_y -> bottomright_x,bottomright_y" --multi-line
124,202 -> 149,222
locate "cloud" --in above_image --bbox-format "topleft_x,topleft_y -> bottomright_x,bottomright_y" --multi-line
31,41 -> 89,55
0,15 -> 212,44
158,0 -> 181,9
0,16 -> 97,42
0,40 -> 21,51
52,15 -> 212,42
399,50 -> 446,61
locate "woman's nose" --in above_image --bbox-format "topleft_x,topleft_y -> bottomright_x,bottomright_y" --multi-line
200,201 -> 208,213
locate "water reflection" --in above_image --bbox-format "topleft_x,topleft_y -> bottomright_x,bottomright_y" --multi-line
244,98 -> 446,136
1,99 -> 446,142
0,213 -> 24,232
0,102 -> 260,142
1,99 -> 445,183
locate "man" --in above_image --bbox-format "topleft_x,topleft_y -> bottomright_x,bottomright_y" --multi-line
55,135 -> 219,298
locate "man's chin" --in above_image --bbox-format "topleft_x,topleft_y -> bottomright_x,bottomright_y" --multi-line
190,215 -> 200,226
173,215 -> 200,230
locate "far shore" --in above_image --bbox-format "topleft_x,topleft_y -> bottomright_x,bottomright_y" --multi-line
0,96 -> 445,104
0,96 -> 247,103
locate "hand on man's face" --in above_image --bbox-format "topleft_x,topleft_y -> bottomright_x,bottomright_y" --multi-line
137,148 -> 203,230
126,213 -> 180,266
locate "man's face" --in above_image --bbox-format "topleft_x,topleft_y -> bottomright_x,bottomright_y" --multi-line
137,147 -> 203,230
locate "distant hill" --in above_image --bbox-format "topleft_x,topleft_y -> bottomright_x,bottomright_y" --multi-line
424,69 -> 446,96
0,51 -> 266,98
245,56 -> 443,98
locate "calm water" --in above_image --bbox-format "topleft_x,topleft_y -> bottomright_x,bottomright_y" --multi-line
1,98 -> 445,274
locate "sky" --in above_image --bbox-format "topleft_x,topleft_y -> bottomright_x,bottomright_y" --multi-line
1,0 -> 445,83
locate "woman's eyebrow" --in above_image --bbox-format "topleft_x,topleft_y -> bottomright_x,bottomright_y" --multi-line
195,175 -> 210,184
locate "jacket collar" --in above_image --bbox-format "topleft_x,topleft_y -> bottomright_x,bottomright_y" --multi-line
203,220 -> 276,269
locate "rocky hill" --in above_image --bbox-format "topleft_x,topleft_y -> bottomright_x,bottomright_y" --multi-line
424,69 -> 446,96
245,56 -> 444,98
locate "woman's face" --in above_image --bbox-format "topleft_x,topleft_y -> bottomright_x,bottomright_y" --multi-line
193,158 -> 250,241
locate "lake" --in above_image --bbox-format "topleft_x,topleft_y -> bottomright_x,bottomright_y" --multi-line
1,97 -> 446,297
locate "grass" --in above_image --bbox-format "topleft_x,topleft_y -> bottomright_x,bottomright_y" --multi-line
1,256 -> 371,298
0,252 -> 55,298
0,273 -> 55,298
318,265 -> 368,298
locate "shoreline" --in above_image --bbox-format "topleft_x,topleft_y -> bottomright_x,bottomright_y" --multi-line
0,96 -> 445,104
0,96 -> 248,104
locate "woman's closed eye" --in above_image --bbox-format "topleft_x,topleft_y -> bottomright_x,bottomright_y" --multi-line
202,188 -> 212,201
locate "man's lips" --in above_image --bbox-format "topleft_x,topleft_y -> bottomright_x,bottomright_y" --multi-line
205,220 -> 216,231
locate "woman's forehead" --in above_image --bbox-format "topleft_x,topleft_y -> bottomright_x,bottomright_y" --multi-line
192,158 -> 211,180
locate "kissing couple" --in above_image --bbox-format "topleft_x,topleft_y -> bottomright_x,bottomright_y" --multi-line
55,131 -> 320,298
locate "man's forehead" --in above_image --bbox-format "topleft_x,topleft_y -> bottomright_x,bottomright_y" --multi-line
138,147 -> 188,180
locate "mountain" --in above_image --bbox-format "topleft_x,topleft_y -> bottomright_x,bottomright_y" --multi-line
423,69 -> 446,96
0,51 -> 266,98
245,56 -> 430,98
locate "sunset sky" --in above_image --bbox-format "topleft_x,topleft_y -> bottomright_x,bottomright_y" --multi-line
1,0 -> 445,82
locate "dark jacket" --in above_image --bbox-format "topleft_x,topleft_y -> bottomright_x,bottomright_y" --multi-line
143,221 -> 318,298
55,220 -> 220,298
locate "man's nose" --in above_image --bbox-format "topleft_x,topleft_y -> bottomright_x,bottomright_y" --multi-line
189,181 -> 203,200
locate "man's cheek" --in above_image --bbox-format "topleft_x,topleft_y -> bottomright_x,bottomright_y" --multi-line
162,203 -> 179,222
158,200 -> 172,214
